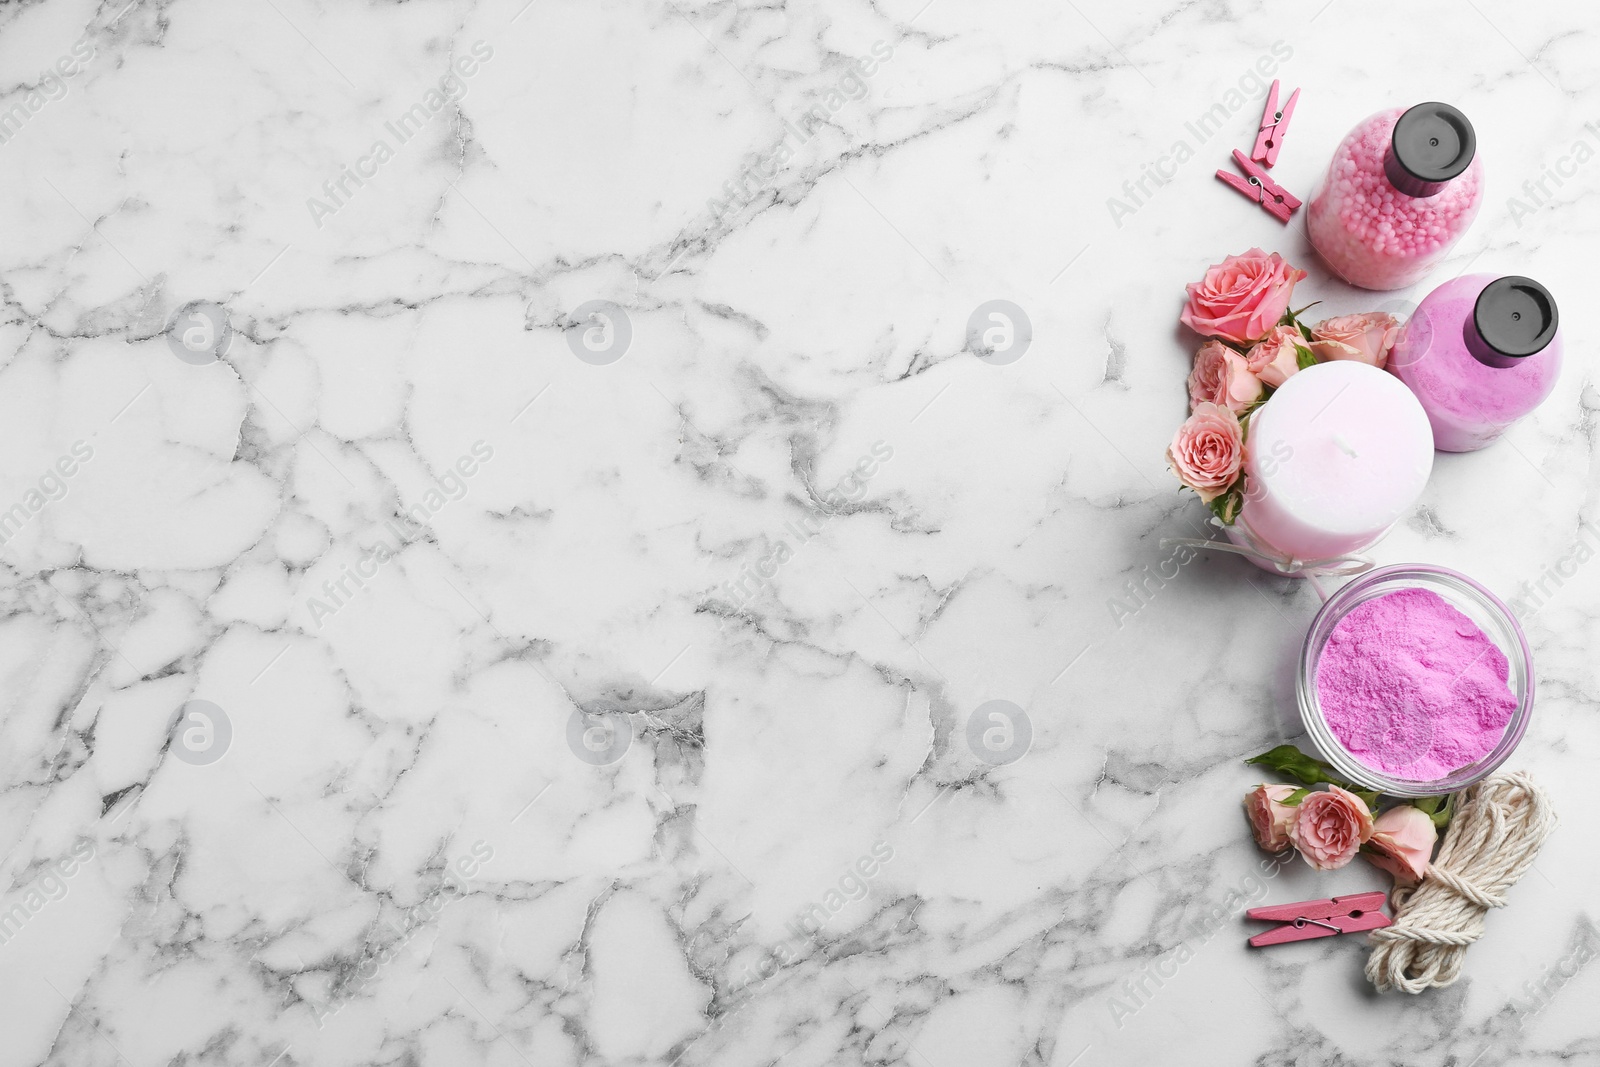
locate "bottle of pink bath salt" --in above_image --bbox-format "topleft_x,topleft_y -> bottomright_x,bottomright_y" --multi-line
1308,103 -> 1483,290
1389,274 -> 1561,452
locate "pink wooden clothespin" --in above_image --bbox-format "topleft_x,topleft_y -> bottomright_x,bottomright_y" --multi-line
1246,891 -> 1391,948
1251,79 -> 1300,167
1216,149 -> 1302,223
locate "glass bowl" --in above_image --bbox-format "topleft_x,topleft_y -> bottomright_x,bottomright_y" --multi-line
1297,564 -> 1534,797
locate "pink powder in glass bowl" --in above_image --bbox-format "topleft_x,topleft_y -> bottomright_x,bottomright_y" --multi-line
1298,565 -> 1534,796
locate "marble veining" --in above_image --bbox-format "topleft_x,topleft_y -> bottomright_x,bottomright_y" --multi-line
0,0 -> 1597,1064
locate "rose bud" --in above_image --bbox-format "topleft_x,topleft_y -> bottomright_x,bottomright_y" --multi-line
1287,785 -> 1374,871
1166,403 -> 1244,503
1245,784 -> 1298,852
1189,340 -> 1264,415
1308,312 -> 1401,369
1364,804 -> 1438,885
1244,324 -> 1308,389
1180,248 -> 1308,347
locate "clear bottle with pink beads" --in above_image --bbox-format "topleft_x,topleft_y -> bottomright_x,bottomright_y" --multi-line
1308,103 -> 1483,290
1389,274 -> 1561,452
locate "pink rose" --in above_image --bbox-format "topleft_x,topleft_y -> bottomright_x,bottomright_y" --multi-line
1245,784 -> 1298,852
1167,403 -> 1244,503
1244,325 -> 1307,389
1180,249 -> 1308,347
1308,312 -> 1401,369
1287,785 -> 1374,871
1188,340 -> 1263,415
1364,804 -> 1437,885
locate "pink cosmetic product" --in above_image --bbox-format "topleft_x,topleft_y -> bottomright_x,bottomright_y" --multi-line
1308,103 -> 1483,290
1298,566 -> 1534,797
1316,587 -> 1517,781
1389,274 -> 1562,452
1228,361 -> 1434,573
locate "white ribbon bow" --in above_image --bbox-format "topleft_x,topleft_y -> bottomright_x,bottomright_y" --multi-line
1161,517 -> 1375,580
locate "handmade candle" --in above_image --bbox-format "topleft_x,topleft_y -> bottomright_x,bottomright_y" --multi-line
1307,103 -> 1482,291
1232,361 -> 1433,568
1316,587 -> 1517,780
1389,274 -> 1562,452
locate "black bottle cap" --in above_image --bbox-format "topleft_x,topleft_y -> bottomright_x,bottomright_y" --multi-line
1466,277 -> 1559,368
1384,103 -> 1476,197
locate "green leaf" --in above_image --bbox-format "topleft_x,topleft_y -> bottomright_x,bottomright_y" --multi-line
1281,787 -> 1311,806
1294,344 -> 1318,370
1298,321 -> 1315,344
1244,745 -> 1346,787
1278,301 -> 1322,334
1353,789 -> 1381,809
1207,488 -> 1242,525
1409,793 -> 1457,829
1431,793 -> 1457,830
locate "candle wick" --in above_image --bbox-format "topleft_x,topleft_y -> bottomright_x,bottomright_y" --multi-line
1334,434 -> 1359,459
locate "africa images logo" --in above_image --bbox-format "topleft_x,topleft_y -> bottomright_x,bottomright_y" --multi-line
306,41 -> 494,229
302,441 -> 494,628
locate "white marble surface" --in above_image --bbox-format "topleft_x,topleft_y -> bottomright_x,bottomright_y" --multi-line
1,0 -> 1598,1064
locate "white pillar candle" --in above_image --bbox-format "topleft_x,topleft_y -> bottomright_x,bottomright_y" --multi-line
1234,361 -> 1434,566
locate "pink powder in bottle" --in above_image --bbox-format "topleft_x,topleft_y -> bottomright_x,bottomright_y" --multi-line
1389,273 -> 1563,452
1307,104 -> 1483,290
1315,587 -> 1517,780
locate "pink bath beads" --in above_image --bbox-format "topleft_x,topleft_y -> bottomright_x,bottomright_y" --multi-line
1308,103 -> 1483,291
1315,588 -> 1518,781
